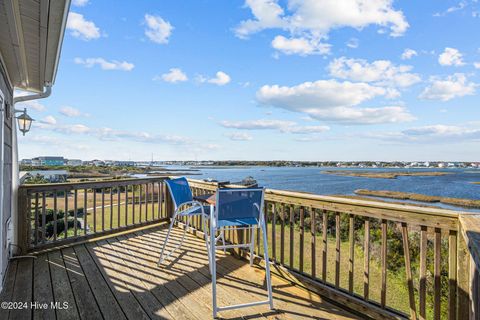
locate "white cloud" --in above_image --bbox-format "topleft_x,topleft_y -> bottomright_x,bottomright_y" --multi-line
328,57 -> 421,88
67,12 -> 100,40
434,1 -> 469,17
271,36 -> 331,55
41,115 -> 57,125
18,100 -> 45,112
220,119 -> 330,134
59,106 -> 88,118
225,132 -> 253,141
401,48 -> 417,60
419,73 -> 476,101
74,57 -> 134,71
157,68 -> 188,83
346,38 -> 359,49
144,14 -> 173,44
256,79 -> 415,124
438,47 -> 465,66
235,0 -> 408,55
72,0 -> 89,7
474,62 -> 480,69
198,71 -> 231,86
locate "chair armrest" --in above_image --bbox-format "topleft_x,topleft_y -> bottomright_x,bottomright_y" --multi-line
177,201 -> 209,218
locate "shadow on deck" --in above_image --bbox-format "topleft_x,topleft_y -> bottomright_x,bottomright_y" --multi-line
0,225 -> 361,319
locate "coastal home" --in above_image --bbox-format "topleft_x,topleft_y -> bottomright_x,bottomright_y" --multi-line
31,156 -> 66,166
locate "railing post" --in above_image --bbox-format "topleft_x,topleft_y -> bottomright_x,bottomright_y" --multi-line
457,223 -> 471,320
16,187 -> 30,254
164,181 -> 174,219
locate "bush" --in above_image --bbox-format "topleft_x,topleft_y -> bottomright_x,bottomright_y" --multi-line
45,218 -> 82,238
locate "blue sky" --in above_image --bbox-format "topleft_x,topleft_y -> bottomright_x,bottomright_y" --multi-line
17,0 -> 480,161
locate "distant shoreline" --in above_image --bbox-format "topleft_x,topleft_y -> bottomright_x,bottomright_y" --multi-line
355,189 -> 480,209
321,170 -> 453,179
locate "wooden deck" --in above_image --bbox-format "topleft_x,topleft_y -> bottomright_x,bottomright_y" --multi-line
0,225 -> 361,320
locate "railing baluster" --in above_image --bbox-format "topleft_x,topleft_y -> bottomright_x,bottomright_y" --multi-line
280,203 -> 285,265
322,210 -> 328,283
151,183 -> 154,221
84,189 -> 87,235
272,202 -> 276,263
125,186 -> 128,226
289,205 -> 294,269
101,188 -> 105,231
132,185 -> 136,224
449,230 -> 457,320
434,227 -> 442,320
93,189 -> 96,233
419,226 -> 427,319
299,206 -> 305,273
117,186 -> 121,228
110,187 -> 113,229
381,219 -> 387,308
74,190 -> 78,237
158,182 -> 162,218
145,183 -> 149,221
34,193 -> 39,245
42,192 -> 46,243
364,218 -> 370,300
335,212 -> 340,288
349,214 -> 354,293
53,191 -> 57,241
139,184 -> 143,222
311,207 -> 316,279
401,222 -> 417,320
64,190 -> 68,239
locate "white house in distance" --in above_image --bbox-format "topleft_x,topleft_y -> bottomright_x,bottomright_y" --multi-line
0,0 -> 70,289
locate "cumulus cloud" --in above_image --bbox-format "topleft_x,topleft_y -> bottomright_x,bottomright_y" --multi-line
59,106 -> 89,118
144,14 -> 173,44
419,73 -> 476,101
328,57 -> 421,88
41,115 -> 57,125
67,12 -> 100,40
74,57 -> 134,71
18,100 -> 45,112
225,132 -> 253,141
197,71 -> 231,86
438,47 -> 465,66
220,119 -> 330,134
401,48 -> 417,60
256,80 -> 415,124
156,68 -> 188,83
72,0 -> 89,7
474,62 -> 480,69
271,35 -> 331,55
365,124 -> 480,143
235,0 -> 408,56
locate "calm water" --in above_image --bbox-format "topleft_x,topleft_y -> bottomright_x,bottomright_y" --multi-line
177,166 -> 480,212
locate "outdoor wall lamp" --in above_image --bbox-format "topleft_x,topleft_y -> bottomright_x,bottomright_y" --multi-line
15,108 -> 34,136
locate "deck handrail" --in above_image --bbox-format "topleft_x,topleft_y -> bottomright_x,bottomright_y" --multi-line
187,178 -> 480,320
17,176 -> 172,253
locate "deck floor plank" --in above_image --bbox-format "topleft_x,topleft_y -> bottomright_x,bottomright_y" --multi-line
137,229 -> 271,319
61,247 -> 103,319
9,259 -> 32,320
85,241 -> 151,320
73,244 -> 126,320
2,225 -> 361,320
48,250 -> 80,320
33,254 -> 55,320
132,230 -> 250,320
0,260 -> 18,320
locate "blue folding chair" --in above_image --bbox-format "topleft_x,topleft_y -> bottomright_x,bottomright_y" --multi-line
158,177 -> 214,266
209,187 -> 274,318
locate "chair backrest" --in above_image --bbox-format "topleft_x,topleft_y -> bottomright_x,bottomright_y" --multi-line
165,177 -> 193,210
215,188 -> 265,223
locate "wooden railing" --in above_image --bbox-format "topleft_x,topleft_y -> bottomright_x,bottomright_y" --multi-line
187,178 -> 480,320
17,177 -> 170,252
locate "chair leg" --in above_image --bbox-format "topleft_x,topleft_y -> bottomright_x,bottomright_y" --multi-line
158,212 -> 178,266
211,224 -> 218,318
221,230 -> 226,253
261,219 -> 274,309
250,226 -> 255,266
